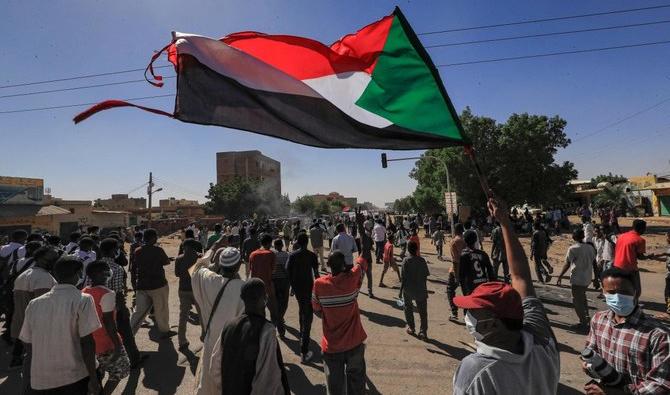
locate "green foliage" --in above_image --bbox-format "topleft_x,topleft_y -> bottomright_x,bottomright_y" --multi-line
410,108 -> 577,209
592,184 -> 628,211
292,195 -> 316,215
393,195 -> 416,214
314,200 -> 332,216
591,173 -> 628,187
204,177 -> 288,219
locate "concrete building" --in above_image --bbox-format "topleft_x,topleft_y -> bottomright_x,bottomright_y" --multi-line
159,197 -> 199,207
310,192 -> 358,208
216,150 -> 281,196
95,194 -> 146,211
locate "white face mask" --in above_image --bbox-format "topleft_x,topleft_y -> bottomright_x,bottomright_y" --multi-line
464,311 -> 488,341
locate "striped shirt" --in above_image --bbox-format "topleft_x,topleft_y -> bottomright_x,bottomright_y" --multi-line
312,257 -> 368,353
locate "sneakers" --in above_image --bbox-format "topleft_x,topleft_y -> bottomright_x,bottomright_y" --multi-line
406,327 -> 416,336
417,331 -> 428,340
301,350 -> 314,364
449,313 -> 458,322
378,283 -> 387,288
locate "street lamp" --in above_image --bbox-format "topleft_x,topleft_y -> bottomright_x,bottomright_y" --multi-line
381,153 -> 455,237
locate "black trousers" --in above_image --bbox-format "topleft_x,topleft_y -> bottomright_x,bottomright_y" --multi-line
295,295 -> 313,355
403,294 -> 428,333
273,278 -> 290,325
116,303 -> 140,365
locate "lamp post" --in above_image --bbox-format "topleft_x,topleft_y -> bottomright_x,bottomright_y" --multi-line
381,153 -> 455,238
147,171 -> 163,228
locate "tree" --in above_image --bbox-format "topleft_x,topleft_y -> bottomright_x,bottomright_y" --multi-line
204,177 -> 261,219
329,200 -> 346,212
591,173 -> 628,187
393,195 -> 415,214
592,184 -> 630,212
410,108 -> 577,210
314,200 -> 332,216
292,195 -> 316,215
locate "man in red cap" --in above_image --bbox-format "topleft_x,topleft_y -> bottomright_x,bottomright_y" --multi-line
452,196 -> 559,395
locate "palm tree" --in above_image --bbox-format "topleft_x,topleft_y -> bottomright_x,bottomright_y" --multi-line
592,185 -> 630,214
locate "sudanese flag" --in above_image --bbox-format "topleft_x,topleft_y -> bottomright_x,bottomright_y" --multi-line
75,7 -> 469,150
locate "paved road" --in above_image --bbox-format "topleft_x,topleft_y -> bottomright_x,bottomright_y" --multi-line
1,224 -> 668,394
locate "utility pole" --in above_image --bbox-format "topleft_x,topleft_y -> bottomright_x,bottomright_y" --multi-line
381,153 -> 455,238
146,172 -> 163,229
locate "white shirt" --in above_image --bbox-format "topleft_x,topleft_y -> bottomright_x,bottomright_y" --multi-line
565,243 -> 596,287
583,222 -> 595,244
64,242 -> 79,254
372,224 -> 386,242
331,232 -> 358,266
191,261 -> 245,395
19,284 -> 101,390
0,242 -> 25,265
594,237 -> 614,263
12,266 -> 57,338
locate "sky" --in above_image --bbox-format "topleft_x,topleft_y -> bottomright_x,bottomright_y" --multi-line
2,0 -> 669,207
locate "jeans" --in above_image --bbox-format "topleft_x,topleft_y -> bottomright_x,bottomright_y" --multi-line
403,294 -> 427,334
571,284 -> 590,325
273,278 -> 290,329
365,260 -> 373,292
323,343 -> 366,395
446,271 -> 459,316
116,303 -> 141,365
295,295 -> 313,355
314,246 -> 325,268
130,285 -> 170,333
493,257 -> 510,282
177,290 -> 200,346
374,241 -> 385,262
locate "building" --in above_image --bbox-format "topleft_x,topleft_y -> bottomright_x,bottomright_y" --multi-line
216,150 -> 281,196
310,192 -> 358,208
95,194 -> 146,211
159,197 -> 199,207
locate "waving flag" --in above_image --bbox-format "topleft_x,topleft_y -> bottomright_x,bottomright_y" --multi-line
75,7 -> 468,149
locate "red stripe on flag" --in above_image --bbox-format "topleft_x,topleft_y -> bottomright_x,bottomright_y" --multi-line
221,14 -> 393,80
73,100 -> 173,124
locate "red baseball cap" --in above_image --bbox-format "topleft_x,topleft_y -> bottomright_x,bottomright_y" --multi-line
453,282 -> 523,320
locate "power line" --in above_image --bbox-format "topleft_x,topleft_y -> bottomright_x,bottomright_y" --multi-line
0,65 -> 172,90
0,76 -> 176,99
125,182 -> 150,196
0,94 -> 174,114
425,19 -> 670,48
418,4 -> 670,35
436,39 -> 670,67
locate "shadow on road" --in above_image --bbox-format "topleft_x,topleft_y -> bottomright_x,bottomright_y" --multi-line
284,363 -> 326,394
558,382 -> 584,394
558,342 -> 582,356
137,334 -> 186,395
360,309 -> 406,328
283,326 -> 323,365
423,337 -> 470,361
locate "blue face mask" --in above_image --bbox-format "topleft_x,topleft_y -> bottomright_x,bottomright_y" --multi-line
604,293 -> 636,316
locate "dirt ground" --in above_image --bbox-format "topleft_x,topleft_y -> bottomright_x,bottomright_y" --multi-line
1,217 -> 668,394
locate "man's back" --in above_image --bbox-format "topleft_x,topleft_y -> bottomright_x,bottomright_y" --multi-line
566,243 -> 596,287
309,227 -> 324,248
614,230 -> 645,271
401,256 -> 429,299
249,249 -> 275,287
332,233 -> 356,266
531,230 -> 548,256
286,248 -> 318,297
134,244 -> 169,290
453,297 -> 559,395
458,249 -> 494,295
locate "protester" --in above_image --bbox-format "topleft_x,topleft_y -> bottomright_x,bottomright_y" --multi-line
82,260 -> 131,390
613,219 -> 649,296
582,216 -> 595,244
431,227 -> 445,260
129,229 -> 175,338
331,223 -> 357,268
9,246 -> 57,370
282,220 -> 292,248
249,233 -> 282,335
372,219 -> 386,264
326,221 -> 336,250
272,239 -> 290,337
459,230 -> 496,296
242,228 -> 261,278
206,223 -> 223,250
408,229 -> 421,257
395,222 -> 410,258
312,251 -> 368,395
490,221 -> 509,283
379,233 -> 400,288
175,238 -> 202,351
556,229 -> 596,331
98,238 -> 143,369
355,209 -> 374,297
584,267 -> 670,394
213,278 -> 290,394
400,241 -> 429,339
309,221 -> 326,271
530,221 -> 553,284
594,226 -> 615,273
452,196 -> 560,395
191,245 -> 245,395
64,232 -> 81,255
447,224 -> 466,321
20,256 -> 102,394
286,233 -> 319,362
72,236 -> 97,287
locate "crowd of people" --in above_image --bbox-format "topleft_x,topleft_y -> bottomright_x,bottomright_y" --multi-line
0,195 -> 669,394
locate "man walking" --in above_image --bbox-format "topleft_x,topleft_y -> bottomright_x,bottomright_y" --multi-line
249,234 -> 282,335
379,234 -> 401,288
556,228 -> 596,331
190,245 -> 245,395
312,251 -> 368,395
400,241 -> 429,339
286,233 -> 319,363
175,238 -> 202,351
372,219 -> 386,264
613,219 -> 649,296
331,223 -> 357,268
130,229 -> 175,338
447,224 -> 466,321
530,221 -> 552,284
309,221 -> 326,271
458,230 -> 496,297
490,221 -> 509,282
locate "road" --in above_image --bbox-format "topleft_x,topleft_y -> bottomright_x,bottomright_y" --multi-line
1,218 -> 668,394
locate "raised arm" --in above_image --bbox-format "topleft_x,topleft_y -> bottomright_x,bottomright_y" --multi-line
488,197 -> 535,298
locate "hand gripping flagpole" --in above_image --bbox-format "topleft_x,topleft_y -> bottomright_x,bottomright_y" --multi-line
463,145 -> 494,199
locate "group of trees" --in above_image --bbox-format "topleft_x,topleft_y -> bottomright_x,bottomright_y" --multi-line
292,195 -> 346,216
398,108 -> 578,214
204,177 -> 290,219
